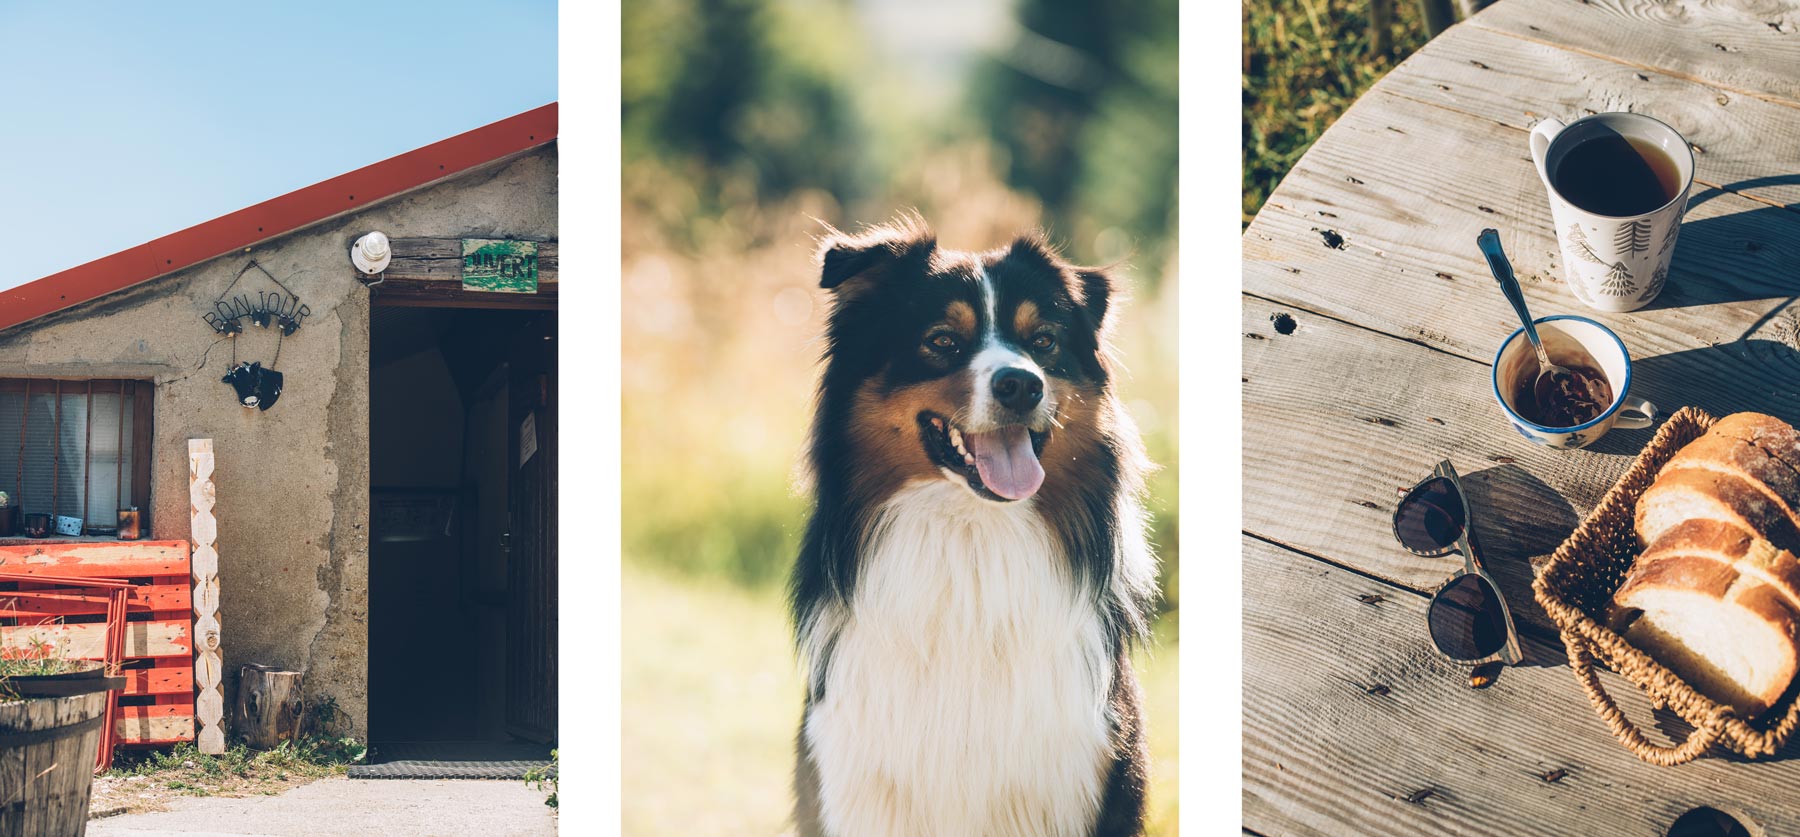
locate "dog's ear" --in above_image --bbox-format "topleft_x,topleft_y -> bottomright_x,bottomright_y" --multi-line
818,217 -> 936,291
1075,267 -> 1115,333
1008,232 -> 1116,332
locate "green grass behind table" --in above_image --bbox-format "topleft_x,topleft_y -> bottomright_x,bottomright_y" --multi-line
1243,0 -> 1432,225
622,564 -> 1179,835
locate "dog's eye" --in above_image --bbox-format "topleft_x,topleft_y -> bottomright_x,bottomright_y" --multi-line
926,332 -> 960,353
1030,332 -> 1057,352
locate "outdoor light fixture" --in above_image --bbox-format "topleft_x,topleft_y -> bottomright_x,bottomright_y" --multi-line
351,231 -> 392,275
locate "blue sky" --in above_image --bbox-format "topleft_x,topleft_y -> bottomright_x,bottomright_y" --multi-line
0,1 -> 556,290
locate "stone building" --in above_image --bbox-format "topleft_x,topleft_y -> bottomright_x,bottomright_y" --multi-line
0,104 -> 560,750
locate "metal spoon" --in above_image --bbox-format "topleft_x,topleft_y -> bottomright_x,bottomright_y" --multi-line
1476,228 -> 1579,413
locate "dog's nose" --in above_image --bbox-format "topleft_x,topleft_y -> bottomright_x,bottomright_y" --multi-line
991,367 -> 1044,412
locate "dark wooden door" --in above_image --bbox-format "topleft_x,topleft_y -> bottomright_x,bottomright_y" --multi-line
505,312 -> 557,742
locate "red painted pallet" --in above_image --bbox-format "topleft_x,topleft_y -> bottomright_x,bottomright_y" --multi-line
0,540 -> 196,747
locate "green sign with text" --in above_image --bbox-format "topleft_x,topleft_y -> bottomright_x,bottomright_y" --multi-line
461,239 -> 539,293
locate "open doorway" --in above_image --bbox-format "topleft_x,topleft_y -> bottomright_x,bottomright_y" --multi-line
366,304 -> 557,759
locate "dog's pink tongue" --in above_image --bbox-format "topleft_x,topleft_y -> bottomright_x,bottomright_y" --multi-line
966,426 -> 1044,501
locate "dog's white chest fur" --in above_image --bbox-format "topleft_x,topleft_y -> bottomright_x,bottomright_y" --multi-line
802,480 -> 1114,837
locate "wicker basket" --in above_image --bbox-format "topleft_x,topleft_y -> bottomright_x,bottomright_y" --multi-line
1534,406 -> 1800,765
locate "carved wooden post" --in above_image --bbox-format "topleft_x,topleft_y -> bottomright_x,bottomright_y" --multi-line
236,664 -> 303,749
189,439 -> 224,754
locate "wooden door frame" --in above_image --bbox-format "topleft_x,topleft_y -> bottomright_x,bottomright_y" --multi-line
359,237 -> 557,310
365,300 -> 557,744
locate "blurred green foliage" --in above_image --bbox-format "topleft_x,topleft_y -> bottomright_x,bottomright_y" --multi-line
1242,0 -> 1430,225
971,0 -> 1179,270
623,0 -> 1179,608
624,0 -> 868,208
625,0 -> 1177,266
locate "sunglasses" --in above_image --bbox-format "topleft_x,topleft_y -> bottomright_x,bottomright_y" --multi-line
1393,461 -> 1523,666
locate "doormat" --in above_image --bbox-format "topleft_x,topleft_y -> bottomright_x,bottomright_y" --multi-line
347,741 -> 554,780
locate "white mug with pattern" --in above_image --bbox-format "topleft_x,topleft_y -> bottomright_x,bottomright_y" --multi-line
1530,112 -> 1695,312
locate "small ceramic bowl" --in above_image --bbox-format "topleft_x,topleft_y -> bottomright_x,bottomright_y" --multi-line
1492,315 -> 1657,450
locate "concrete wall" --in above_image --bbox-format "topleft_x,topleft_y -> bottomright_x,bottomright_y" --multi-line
0,144 -> 557,737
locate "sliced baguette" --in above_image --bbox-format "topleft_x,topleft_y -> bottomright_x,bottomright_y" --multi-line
1622,520 -> 1800,611
1659,433 -> 1800,540
1613,526 -> 1800,717
1710,413 -> 1800,483
1636,469 -> 1800,554
1616,569 -> 1800,717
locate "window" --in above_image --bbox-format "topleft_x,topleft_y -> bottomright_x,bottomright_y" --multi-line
0,379 -> 152,536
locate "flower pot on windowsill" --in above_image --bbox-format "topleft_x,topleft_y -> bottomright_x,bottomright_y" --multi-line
0,506 -> 14,537
0,662 -> 126,833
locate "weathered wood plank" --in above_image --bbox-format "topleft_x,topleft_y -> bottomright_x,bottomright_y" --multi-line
115,714 -> 194,744
1243,534 -> 1800,837
1239,300 -> 1672,626
189,438 -> 223,754
118,702 -> 194,721
379,238 -> 559,283
1244,84 -> 1800,367
1381,21 -> 1800,208
0,698 -> 19,837
120,664 -> 193,697
0,540 -> 189,578
370,284 -> 558,309
0,620 -> 191,659
0,582 -> 188,618
1469,0 -> 1800,105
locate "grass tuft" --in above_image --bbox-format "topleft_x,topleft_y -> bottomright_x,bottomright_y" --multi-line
1243,0 -> 1432,225
105,735 -> 367,785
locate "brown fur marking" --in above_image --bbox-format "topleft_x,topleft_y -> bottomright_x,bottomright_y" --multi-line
944,300 -> 977,339
847,375 -> 972,506
1012,299 -> 1042,341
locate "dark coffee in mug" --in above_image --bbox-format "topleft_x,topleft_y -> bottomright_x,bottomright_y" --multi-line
1551,134 -> 1681,217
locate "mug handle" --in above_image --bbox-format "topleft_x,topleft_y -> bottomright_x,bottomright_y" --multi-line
1530,117 -> 1566,189
1615,395 -> 1658,430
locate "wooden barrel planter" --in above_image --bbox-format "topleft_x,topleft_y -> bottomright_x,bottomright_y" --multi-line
0,665 -> 125,835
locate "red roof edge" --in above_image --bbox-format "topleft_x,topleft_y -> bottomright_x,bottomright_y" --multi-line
0,102 -> 558,333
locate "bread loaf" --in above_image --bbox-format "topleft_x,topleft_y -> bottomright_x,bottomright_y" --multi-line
1614,413 -> 1800,718
1660,432 -> 1800,533
1622,520 -> 1800,602
1635,469 -> 1800,554
1613,524 -> 1800,716
1710,412 -> 1800,479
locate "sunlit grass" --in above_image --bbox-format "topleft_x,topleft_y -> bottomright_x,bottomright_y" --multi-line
1243,0 -> 1432,225
621,563 -> 1179,835
622,565 -> 801,834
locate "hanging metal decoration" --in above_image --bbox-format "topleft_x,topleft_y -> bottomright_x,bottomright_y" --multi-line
205,261 -> 303,411
222,361 -> 283,411
202,261 -> 309,336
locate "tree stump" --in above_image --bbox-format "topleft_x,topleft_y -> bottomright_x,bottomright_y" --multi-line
235,665 -> 302,749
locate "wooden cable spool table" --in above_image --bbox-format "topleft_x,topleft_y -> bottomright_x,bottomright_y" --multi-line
1242,0 -> 1800,833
